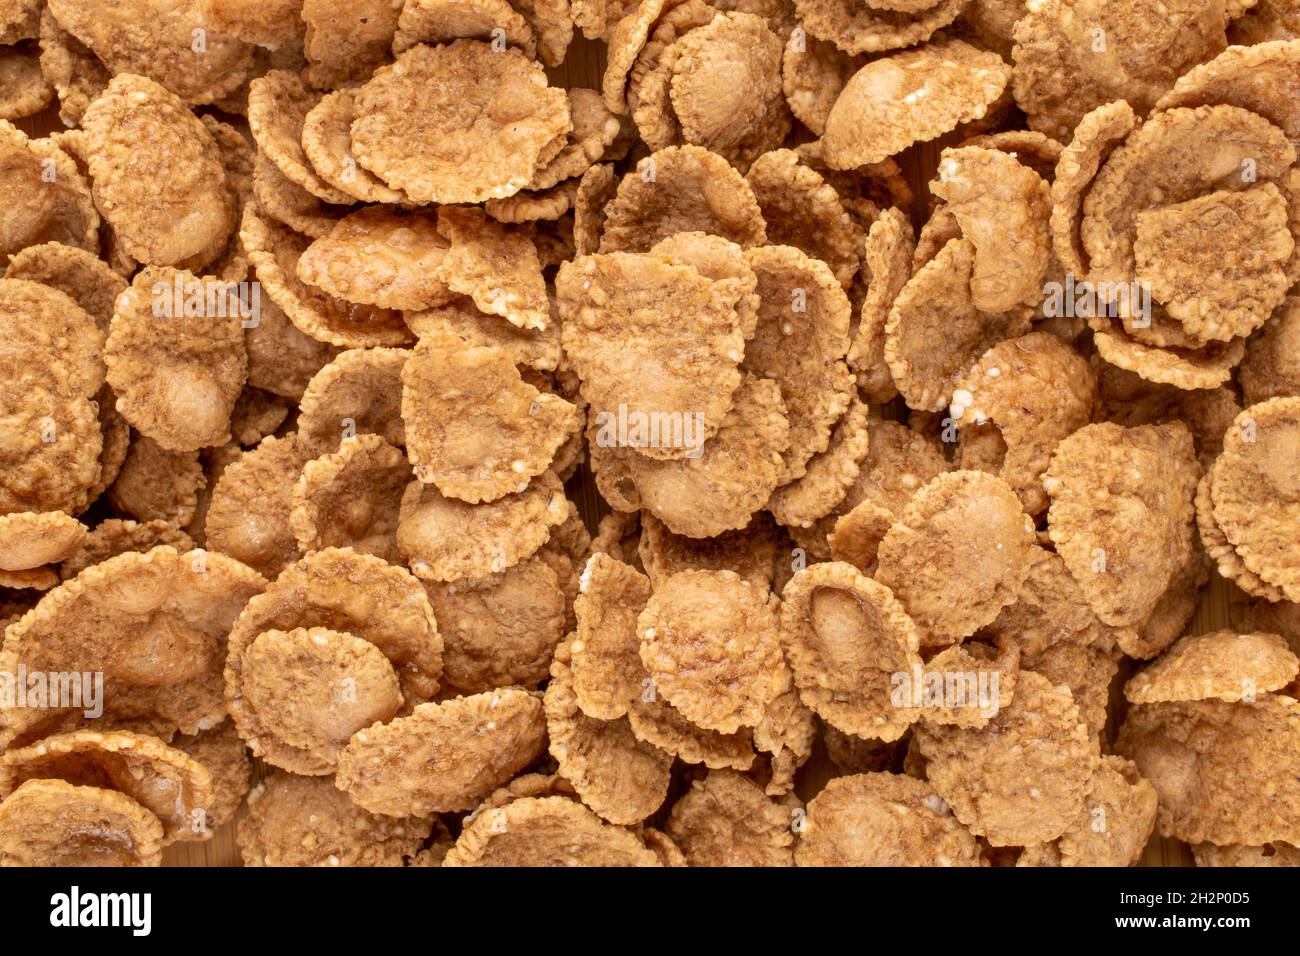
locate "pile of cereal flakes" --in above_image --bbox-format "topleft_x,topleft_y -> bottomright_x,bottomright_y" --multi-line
0,0 -> 1296,869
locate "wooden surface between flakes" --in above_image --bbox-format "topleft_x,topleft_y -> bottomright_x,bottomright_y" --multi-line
17,38 -> 1215,868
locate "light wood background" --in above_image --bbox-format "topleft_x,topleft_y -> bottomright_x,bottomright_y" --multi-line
16,34 -> 1229,867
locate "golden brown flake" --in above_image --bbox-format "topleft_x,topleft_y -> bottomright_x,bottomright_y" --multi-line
667,769 -> 795,866
780,560 -> 922,739
0,778 -> 163,866
822,40 -> 1010,168
876,471 -> 1035,647
336,689 -> 547,816
395,470 -> 569,582
796,772 -> 983,866
424,556 -> 566,693
351,41 -> 570,205
238,770 -> 430,866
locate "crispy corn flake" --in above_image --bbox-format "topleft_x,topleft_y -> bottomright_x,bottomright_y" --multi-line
528,90 -> 622,193
767,396 -> 870,529
0,778 -> 163,866
514,0 -> 574,65
301,0 -> 399,87
227,547 -> 442,709
639,512 -> 776,590
0,122 -> 97,267
626,688 -> 757,769
1125,630 -> 1298,705
794,0 -> 967,54
1123,536 -> 1209,660
291,434 -> 410,563
47,0 -> 255,105
1027,638 -> 1119,742
1094,360 -> 1241,466
847,208 -> 914,403
950,332 -> 1096,515
104,268 -> 246,452
1210,397 -> 1300,601
393,0 -> 537,56
1091,319 -> 1246,389
297,348 -> 408,455
235,626 -> 404,774
932,145 -> 1052,313
572,163 -> 618,256
809,417 -> 948,566
780,561 -> 922,739
0,0 -> 40,43
351,41 -> 570,205
1135,185 -> 1292,342
743,244 -> 852,483
484,179 -> 580,225
436,206 -> 550,330
599,146 -> 767,252
571,552 -> 651,720
623,375 -> 791,537
1154,39 -> 1300,140
558,250 -> 746,456
0,546 -> 265,746
885,238 -> 1033,412
171,719 -> 250,829
1020,755 -> 1156,867
921,636 -> 1019,730
1198,467 -> 1289,602
337,689 -> 546,816
745,149 -> 862,291
300,89 -> 409,206
1044,421 -> 1200,629
0,728 -> 213,843
1082,105 -> 1294,291
36,8 -> 108,126
241,204 -> 411,349
662,12 -> 789,168
445,794 -> 661,866
1241,295 -> 1300,405
401,329 -> 578,503
251,152 -> 349,241
667,769 -> 794,866
822,40 -> 1010,169
207,0 -> 306,48
1117,694 -> 1300,846
917,671 -> 1099,846
987,546 -> 1124,660
201,434 -> 304,578
0,512 -> 85,572
238,770 -> 430,867
59,519 -> 193,581
5,241 -> 125,333
1049,101 -> 1137,279
797,772 -> 982,867
228,387 -> 288,448
406,296 -> 561,374
247,70 -> 354,207
0,43 -> 51,121
876,471 -> 1035,647
1011,0 -> 1229,139
82,75 -> 235,270
396,470 -> 569,582
424,556 -> 565,693
107,435 -> 204,526
638,569 -> 785,733
298,208 -> 452,312
781,31 -> 864,137
545,639 -> 673,824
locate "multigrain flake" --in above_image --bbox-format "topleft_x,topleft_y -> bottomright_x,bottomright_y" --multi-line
351,41 -> 571,205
